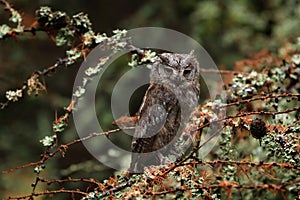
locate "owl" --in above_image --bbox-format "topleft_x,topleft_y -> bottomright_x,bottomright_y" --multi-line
129,51 -> 200,173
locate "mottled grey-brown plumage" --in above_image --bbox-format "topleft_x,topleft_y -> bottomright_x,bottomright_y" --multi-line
130,51 -> 200,172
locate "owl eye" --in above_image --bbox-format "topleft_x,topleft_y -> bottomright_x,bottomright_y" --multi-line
183,69 -> 192,77
163,67 -> 173,75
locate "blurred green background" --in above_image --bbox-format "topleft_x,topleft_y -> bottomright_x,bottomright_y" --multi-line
1,0 -> 300,198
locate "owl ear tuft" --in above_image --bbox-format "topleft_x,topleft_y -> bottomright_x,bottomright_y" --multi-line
187,50 -> 195,59
188,50 -> 195,56
181,50 -> 195,65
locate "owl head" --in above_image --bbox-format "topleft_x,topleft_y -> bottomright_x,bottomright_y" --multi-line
151,50 -> 200,87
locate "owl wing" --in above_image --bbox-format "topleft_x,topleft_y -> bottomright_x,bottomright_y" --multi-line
130,83 -> 181,172
131,84 -> 168,153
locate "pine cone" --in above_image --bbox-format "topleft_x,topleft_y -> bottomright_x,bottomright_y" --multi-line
250,118 -> 267,139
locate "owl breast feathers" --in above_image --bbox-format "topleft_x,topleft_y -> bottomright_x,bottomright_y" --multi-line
130,51 -> 200,172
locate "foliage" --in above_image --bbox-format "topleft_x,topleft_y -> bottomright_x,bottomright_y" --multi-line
124,0 -> 300,65
0,1 -> 300,200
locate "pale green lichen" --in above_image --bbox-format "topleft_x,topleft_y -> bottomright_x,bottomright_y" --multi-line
66,48 -> 82,65
0,24 -> 11,39
40,135 -> 56,147
141,50 -> 157,63
53,120 -> 67,133
73,86 -> 86,98
34,165 -> 45,174
71,12 -> 92,34
291,54 -> 300,65
5,89 -> 23,102
94,33 -> 108,44
56,28 -> 74,46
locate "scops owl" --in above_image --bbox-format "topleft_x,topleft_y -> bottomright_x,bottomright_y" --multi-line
130,51 -> 200,172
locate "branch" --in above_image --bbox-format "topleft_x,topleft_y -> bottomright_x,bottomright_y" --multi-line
2,127 -> 134,174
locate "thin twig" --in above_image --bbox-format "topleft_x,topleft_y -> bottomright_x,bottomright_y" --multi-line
2,127 -> 134,173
